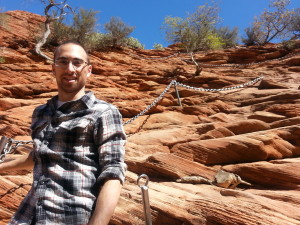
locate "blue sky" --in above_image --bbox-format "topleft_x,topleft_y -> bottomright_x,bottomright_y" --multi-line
0,0 -> 299,49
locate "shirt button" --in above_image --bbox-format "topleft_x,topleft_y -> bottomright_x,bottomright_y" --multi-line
40,179 -> 49,185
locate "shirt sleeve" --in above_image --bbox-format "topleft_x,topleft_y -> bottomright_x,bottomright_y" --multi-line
94,106 -> 127,185
30,104 -> 47,162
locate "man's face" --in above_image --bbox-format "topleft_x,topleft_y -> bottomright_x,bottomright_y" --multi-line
52,43 -> 92,101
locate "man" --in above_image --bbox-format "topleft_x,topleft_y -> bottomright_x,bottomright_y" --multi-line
0,40 -> 127,225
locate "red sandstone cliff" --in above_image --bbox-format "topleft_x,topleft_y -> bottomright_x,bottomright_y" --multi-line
0,11 -> 300,225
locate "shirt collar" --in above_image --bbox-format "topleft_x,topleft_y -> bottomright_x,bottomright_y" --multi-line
47,91 -> 96,112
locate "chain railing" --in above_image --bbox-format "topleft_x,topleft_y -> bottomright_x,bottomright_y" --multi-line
182,52 -> 300,68
0,76 -> 263,162
127,49 -> 300,68
0,136 -> 33,163
175,76 -> 263,92
122,80 -> 176,125
122,76 -> 263,125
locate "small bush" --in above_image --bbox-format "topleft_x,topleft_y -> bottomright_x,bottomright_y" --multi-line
206,32 -> 225,50
162,2 -> 221,52
153,43 -> 164,50
243,0 -> 295,45
47,18 -> 73,46
104,17 -> 135,47
216,26 -> 238,48
242,27 -> 259,46
280,40 -> 300,50
125,37 -> 144,49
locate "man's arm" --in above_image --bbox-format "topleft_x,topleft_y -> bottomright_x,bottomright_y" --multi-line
88,179 -> 122,225
0,151 -> 34,173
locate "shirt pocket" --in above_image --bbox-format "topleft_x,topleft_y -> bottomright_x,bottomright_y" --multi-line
57,117 -> 94,147
59,117 -> 92,130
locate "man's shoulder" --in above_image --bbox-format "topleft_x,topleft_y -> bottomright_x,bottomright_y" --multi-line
91,98 -> 119,114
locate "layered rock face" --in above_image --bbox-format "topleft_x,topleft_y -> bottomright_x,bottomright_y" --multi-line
0,11 -> 300,225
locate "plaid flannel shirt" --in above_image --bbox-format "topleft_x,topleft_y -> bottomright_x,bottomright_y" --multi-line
8,91 -> 127,225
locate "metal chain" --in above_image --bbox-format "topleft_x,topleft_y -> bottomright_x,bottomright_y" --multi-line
127,50 -> 300,67
175,76 -> 264,92
181,52 -> 300,68
0,137 -> 33,163
123,76 -> 263,125
123,80 -> 176,125
0,77 -> 264,161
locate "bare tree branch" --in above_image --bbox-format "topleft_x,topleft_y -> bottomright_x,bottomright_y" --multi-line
189,52 -> 202,76
35,0 -> 72,61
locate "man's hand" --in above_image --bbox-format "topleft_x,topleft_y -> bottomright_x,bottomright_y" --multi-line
88,179 -> 122,225
0,151 -> 34,174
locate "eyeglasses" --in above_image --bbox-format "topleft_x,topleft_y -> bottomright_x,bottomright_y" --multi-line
54,58 -> 88,69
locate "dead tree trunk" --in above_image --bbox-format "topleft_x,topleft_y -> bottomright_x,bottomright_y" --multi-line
189,52 -> 202,76
34,0 -> 72,61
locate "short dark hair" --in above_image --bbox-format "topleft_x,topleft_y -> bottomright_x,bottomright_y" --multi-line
53,40 -> 90,64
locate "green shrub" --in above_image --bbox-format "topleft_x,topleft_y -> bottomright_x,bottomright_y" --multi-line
242,26 -> 258,46
47,8 -> 99,49
206,32 -> 225,50
243,0 -> 295,45
162,2 -> 221,52
153,43 -> 164,50
216,26 -> 238,48
72,8 -> 99,45
125,37 -> 144,49
280,40 -> 300,50
47,18 -> 73,45
104,17 -> 135,47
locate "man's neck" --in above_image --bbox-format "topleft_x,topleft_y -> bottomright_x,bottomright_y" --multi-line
58,90 -> 85,102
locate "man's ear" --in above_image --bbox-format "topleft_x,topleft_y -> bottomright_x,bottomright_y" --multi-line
87,65 -> 92,77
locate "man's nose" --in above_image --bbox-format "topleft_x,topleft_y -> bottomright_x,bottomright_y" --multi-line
66,62 -> 76,72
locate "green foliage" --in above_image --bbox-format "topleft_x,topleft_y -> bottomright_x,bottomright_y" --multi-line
153,43 -> 164,50
47,8 -> 99,51
162,2 -> 222,52
82,32 -> 106,51
242,0 -> 296,45
242,27 -> 258,46
0,57 -> 5,63
125,37 -> 144,49
46,8 -> 142,51
104,17 -> 135,47
72,8 -> 99,45
280,40 -> 300,50
215,26 -> 239,47
206,32 -> 225,50
47,15 -> 73,45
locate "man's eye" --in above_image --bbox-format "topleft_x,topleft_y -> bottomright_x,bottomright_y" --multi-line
73,60 -> 83,66
58,59 -> 69,65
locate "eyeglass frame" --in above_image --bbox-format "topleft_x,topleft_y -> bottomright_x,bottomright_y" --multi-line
54,57 -> 89,70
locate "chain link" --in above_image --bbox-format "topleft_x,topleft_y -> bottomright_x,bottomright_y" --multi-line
123,76 -> 263,125
123,80 -> 176,125
0,137 -> 33,163
175,76 -> 264,92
